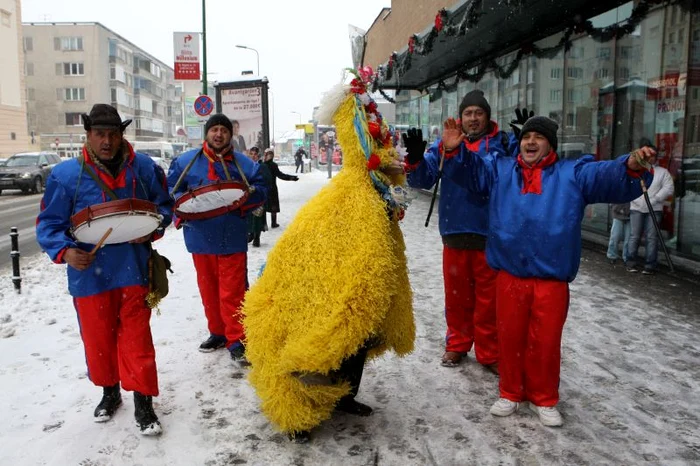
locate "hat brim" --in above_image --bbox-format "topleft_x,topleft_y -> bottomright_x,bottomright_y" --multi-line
88,119 -> 132,131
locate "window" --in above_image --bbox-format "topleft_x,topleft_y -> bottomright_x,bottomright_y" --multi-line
569,47 -> 584,59
65,113 -> 82,126
26,88 -> 35,101
23,37 -> 33,52
618,46 -> 634,59
550,68 -> 562,79
567,67 -> 583,79
54,36 -> 83,51
669,33 -> 675,44
550,89 -> 562,103
62,63 -> 84,76
64,88 -> 85,101
679,29 -> 685,46
595,68 -> 610,79
1,9 -> 11,27
694,88 -> 699,100
619,67 -> 630,80
567,88 -> 583,103
596,47 -> 611,59
25,62 -> 34,76
566,113 -> 576,127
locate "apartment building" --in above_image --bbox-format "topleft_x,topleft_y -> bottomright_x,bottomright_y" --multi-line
0,0 -> 30,157
22,22 -> 183,156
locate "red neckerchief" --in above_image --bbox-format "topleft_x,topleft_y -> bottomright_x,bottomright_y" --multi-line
464,122 -> 500,153
517,150 -> 558,195
201,141 -> 234,180
82,140 -> 136,192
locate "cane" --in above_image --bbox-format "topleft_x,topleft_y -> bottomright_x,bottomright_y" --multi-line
425,144 -> 445,227
89,227 -> 113,256
639,178 -> 675,273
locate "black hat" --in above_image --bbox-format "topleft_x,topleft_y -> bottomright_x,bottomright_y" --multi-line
82,104 -> 131,131
520,116 -> 559,151
459,90 -> 491,119
204,114 -> 233,135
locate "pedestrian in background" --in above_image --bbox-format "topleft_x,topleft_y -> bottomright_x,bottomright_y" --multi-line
606,202 -> 631,265
263,148 -> 299,228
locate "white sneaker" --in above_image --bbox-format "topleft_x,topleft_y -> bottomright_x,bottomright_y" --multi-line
490,398 -> 519,417
529,403 -> 563,427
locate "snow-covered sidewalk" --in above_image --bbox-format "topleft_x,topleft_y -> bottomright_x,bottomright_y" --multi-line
0,167 -> 698,465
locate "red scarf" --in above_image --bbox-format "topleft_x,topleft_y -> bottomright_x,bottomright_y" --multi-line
517,150 -> 557,195
202,141 -> 234,180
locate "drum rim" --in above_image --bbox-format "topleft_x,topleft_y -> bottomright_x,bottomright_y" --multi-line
174,181 -> 249,221
70,198 -> 160,229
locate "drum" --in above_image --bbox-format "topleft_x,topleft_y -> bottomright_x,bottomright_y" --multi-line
174,181 -> 249,221
70,199 -> 162,245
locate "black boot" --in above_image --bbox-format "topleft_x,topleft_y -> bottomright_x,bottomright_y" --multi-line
134,392 -> 162,436
252,232 -> 261,247
94,383 -> 122,422
199,334 -> 227,353
270,213 -> 279,228
335,396 -> 373,416
288,430 -> 311,444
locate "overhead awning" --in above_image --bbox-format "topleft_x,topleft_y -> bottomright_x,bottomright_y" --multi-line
378,0 -> 630,90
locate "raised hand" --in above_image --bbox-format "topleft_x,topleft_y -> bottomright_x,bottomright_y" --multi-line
627,146 -> 656,171
442,118 -> 465,152
510,107 -> 534,139
402,128 -> 427,165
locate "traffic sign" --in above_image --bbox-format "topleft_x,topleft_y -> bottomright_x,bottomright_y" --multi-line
194,95 -> 214,117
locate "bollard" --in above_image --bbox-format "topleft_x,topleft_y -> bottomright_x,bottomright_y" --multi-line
10,227 -> 21,294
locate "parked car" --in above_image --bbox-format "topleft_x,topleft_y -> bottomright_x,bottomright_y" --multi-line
0,152 -> 61,195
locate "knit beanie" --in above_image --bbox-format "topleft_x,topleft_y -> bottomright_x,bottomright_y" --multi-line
459,90 -> 491,119
520,116 -> 559,151
204,113 -> 233,135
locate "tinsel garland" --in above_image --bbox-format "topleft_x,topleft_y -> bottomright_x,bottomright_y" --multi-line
372,0 -> 699,98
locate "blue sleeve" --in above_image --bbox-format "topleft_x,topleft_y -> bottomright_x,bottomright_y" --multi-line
406,141 -> 440,189
575,154 -> 653,205
441,145 -> 497,197
146,162 -> 173,229
506,132 -> 519,157
36,171 -> 77,261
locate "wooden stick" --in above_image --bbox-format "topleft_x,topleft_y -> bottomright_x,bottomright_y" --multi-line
89,227 -> 113,255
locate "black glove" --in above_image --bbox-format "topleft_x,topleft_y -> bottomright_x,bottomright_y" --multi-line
292,176 -> 299,181
510,107 -> 534,139
402,128 -> 427,165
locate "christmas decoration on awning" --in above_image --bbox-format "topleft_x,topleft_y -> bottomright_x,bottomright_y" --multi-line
370,0 -> 700,101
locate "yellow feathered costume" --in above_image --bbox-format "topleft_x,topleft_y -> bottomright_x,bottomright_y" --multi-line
242,69 -> 415,434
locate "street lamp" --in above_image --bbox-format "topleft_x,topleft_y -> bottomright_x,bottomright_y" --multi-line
235,45 -> 259,76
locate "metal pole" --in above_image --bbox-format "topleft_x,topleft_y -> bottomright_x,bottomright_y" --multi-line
327,132 -> 334,179
10,227 -> 21,294
201,0 -> 207,96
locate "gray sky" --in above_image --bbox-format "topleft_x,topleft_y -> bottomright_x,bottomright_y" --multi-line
20,0 -> 389,140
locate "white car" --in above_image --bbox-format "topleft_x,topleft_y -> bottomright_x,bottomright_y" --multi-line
149,156 -> 170,172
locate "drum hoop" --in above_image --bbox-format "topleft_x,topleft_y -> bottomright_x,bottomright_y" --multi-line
70,198 -> 159,229
174,181 -> 249,221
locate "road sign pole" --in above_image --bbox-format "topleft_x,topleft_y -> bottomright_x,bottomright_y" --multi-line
202,0 -> 207,96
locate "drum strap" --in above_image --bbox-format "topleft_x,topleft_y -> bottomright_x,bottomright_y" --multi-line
78,155 -> 119,201
231,155 -> 253,193
170,149 -> 203,198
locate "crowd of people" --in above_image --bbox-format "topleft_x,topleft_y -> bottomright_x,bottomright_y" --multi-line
35,94 -> 659,440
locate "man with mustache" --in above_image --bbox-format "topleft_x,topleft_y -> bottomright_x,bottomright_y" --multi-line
36,104 -> 173,435
404,90 -> 517,372
167,114 -> 267,364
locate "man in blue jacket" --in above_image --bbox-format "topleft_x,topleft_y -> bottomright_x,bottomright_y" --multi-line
167,114 -> 267,363
404,90 -> 517,370
438,115 -> 655,427
36,104 -> 173,435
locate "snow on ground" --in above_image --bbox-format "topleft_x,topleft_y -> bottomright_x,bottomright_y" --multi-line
0,167 -> 699,465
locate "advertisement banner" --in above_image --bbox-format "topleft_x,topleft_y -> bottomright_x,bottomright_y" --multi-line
220,86 -> 264,152
173,32 -> 200,80
184,96 -> 200,126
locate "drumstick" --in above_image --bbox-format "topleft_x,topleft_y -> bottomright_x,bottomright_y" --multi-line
90,227 -> 113,255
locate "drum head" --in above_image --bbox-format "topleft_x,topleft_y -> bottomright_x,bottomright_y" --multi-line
176,188 -> 246,215
72,212 -> 161,245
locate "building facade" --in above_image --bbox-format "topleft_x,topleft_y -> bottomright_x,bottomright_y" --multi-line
0,0 -> 30,158
22,22 -> 183,157
364,0 -> 700,266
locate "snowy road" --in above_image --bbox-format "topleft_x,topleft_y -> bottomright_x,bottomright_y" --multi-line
0,168 -> 698,465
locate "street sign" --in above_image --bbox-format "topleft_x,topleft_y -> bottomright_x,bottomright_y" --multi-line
173,32 -> 201,80
194,95 -> 214,117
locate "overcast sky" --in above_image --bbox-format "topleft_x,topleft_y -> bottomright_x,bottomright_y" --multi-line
21,0 -> 390,140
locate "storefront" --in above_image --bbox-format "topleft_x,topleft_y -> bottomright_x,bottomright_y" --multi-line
370,0 -> 700,264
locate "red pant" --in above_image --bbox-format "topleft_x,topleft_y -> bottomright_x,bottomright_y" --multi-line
192,253 -> 247,348
74,285 -> 158,395
496,271 -> 569,406
443,247 -> 498,365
